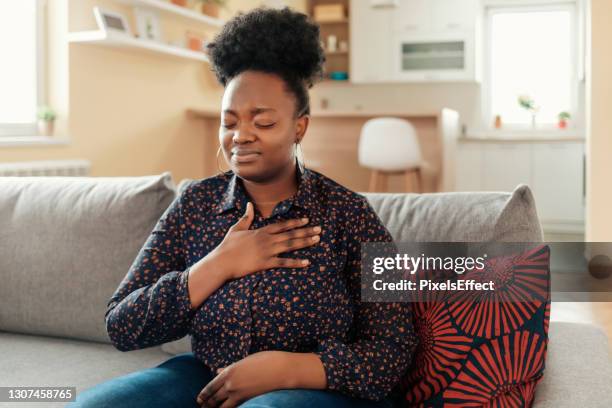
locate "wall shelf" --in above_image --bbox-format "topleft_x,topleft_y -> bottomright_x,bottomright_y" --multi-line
316,18 -> 348,24
326,50 -> 349,55
114,0 -> 225,27
68,30 -> 210,63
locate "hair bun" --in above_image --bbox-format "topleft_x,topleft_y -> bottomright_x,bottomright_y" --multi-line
207,6 -> 326,88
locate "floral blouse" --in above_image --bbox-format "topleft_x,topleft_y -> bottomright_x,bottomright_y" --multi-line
105,165 -> 418,401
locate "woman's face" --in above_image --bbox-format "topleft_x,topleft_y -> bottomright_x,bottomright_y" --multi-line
219,70 -> 308,183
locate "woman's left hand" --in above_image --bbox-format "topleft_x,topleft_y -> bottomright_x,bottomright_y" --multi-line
197,350 -> 294,408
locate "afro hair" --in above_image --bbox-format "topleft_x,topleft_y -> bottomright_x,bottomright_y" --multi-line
206,6 -> 326,116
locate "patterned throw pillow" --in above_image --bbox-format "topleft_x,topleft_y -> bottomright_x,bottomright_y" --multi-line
398,245 -> 551,407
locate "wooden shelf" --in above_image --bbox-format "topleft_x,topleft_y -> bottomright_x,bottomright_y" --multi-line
308,0 -> 350,81
315,18 -> 348,24
325,50 -> 349,55
114,0 -> 225,27
68,30 -> 210,62
319,79 -> 351,85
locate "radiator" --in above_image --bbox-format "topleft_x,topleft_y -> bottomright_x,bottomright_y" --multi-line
0,160 -> 91,177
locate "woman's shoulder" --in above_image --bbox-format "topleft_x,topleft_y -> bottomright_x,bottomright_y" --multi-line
178,172 -> 233,195
175,172 -> 234,212
309,168 -> 391,241
307,167 -> 370,210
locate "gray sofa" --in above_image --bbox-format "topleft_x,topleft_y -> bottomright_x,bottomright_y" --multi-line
0,172 -> 610,408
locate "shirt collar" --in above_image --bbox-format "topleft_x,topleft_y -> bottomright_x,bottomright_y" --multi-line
216,164 -> 316,215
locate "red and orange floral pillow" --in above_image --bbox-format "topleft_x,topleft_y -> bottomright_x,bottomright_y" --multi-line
398,245 -> 551,407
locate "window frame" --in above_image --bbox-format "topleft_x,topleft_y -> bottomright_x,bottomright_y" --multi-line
481,0 -> 580,131
0,0 -> 47,137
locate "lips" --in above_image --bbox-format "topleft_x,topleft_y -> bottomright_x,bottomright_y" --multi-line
231,149 -> 261,164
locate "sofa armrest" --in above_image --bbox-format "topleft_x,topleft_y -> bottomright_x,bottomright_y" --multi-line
533,321 -> 612,408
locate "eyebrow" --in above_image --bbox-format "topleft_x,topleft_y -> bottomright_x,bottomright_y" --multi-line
223,107 -> 277,116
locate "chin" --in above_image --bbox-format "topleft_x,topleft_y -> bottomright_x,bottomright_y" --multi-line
232,165 -> 266,182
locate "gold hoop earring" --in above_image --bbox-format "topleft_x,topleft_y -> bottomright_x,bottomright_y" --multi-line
216,146 -> 230,174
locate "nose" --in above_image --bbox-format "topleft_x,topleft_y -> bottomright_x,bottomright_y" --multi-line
232,124 -> 256,144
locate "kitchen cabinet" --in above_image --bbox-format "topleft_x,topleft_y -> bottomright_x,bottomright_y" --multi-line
482,143 -> 531,192
350,0 -> 480,83
350,0 -> 393,82
391,0 -> 478,33
531,143 -> 585,227
454,140 -> 585,233
391,0 -> 429,32
454,142 -> 483,192
431,0 -> 479,32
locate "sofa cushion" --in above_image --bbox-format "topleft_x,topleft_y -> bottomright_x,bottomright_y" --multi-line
0,173 -> 176,343
0,331 -> 170,405
362,184 -> 543,242
532,322 -> 612,408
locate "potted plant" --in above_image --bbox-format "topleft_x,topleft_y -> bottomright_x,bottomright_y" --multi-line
195,0 -> 227,18
558,111 -> 571,129
37,105 -> 56,136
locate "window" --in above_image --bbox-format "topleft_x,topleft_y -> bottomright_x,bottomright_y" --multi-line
483,2 -> 579,129
0,0 -> 45,137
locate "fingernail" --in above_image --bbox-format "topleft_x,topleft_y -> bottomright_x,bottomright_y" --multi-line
313,226 -> 321,233
312,235 -> 319,242
302,217 -> 308,223
302,259 -> 309,265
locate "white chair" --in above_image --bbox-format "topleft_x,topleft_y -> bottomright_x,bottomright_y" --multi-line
358,117 -> 425,192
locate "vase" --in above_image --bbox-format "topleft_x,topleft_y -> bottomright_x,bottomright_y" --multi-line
38,120 -> 54,136
201,3 -> 219,18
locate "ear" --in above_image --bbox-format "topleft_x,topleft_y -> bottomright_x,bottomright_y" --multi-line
295,114 -> 310,144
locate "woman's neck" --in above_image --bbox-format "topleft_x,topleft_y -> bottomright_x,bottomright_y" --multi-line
241,164 -> 299,217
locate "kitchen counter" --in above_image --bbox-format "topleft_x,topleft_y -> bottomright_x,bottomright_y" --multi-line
461,129 -> 585,143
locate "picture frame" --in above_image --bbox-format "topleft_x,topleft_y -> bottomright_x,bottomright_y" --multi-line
134,7 -> 163,42
93,6 -> 132,36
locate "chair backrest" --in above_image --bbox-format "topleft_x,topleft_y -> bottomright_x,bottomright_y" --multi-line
358,117 -> 423,171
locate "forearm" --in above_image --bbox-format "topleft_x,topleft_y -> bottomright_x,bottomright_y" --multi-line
105,270 -> 194,351
187,255 -> 229,310
283,352 -> 328,390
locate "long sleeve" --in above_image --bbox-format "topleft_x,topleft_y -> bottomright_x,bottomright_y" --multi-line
313,196 -> 418,401
105,186 -> 197,352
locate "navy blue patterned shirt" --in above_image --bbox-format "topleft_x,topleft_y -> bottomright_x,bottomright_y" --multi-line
105,165 -> 418,401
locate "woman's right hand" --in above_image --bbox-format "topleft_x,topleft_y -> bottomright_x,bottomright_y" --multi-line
207,201 -> 321,281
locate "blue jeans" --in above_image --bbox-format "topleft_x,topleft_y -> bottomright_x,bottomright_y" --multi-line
67,352 -> 397,408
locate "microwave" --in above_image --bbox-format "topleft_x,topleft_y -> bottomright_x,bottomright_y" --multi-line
392,32 -> 477,81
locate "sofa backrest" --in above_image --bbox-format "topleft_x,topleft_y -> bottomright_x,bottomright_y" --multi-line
361,185 -> 543,242
0,173 -> 176,343
0,173 -> 542,345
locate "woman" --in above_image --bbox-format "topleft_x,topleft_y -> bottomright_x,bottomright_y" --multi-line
71,6 -> 417,408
